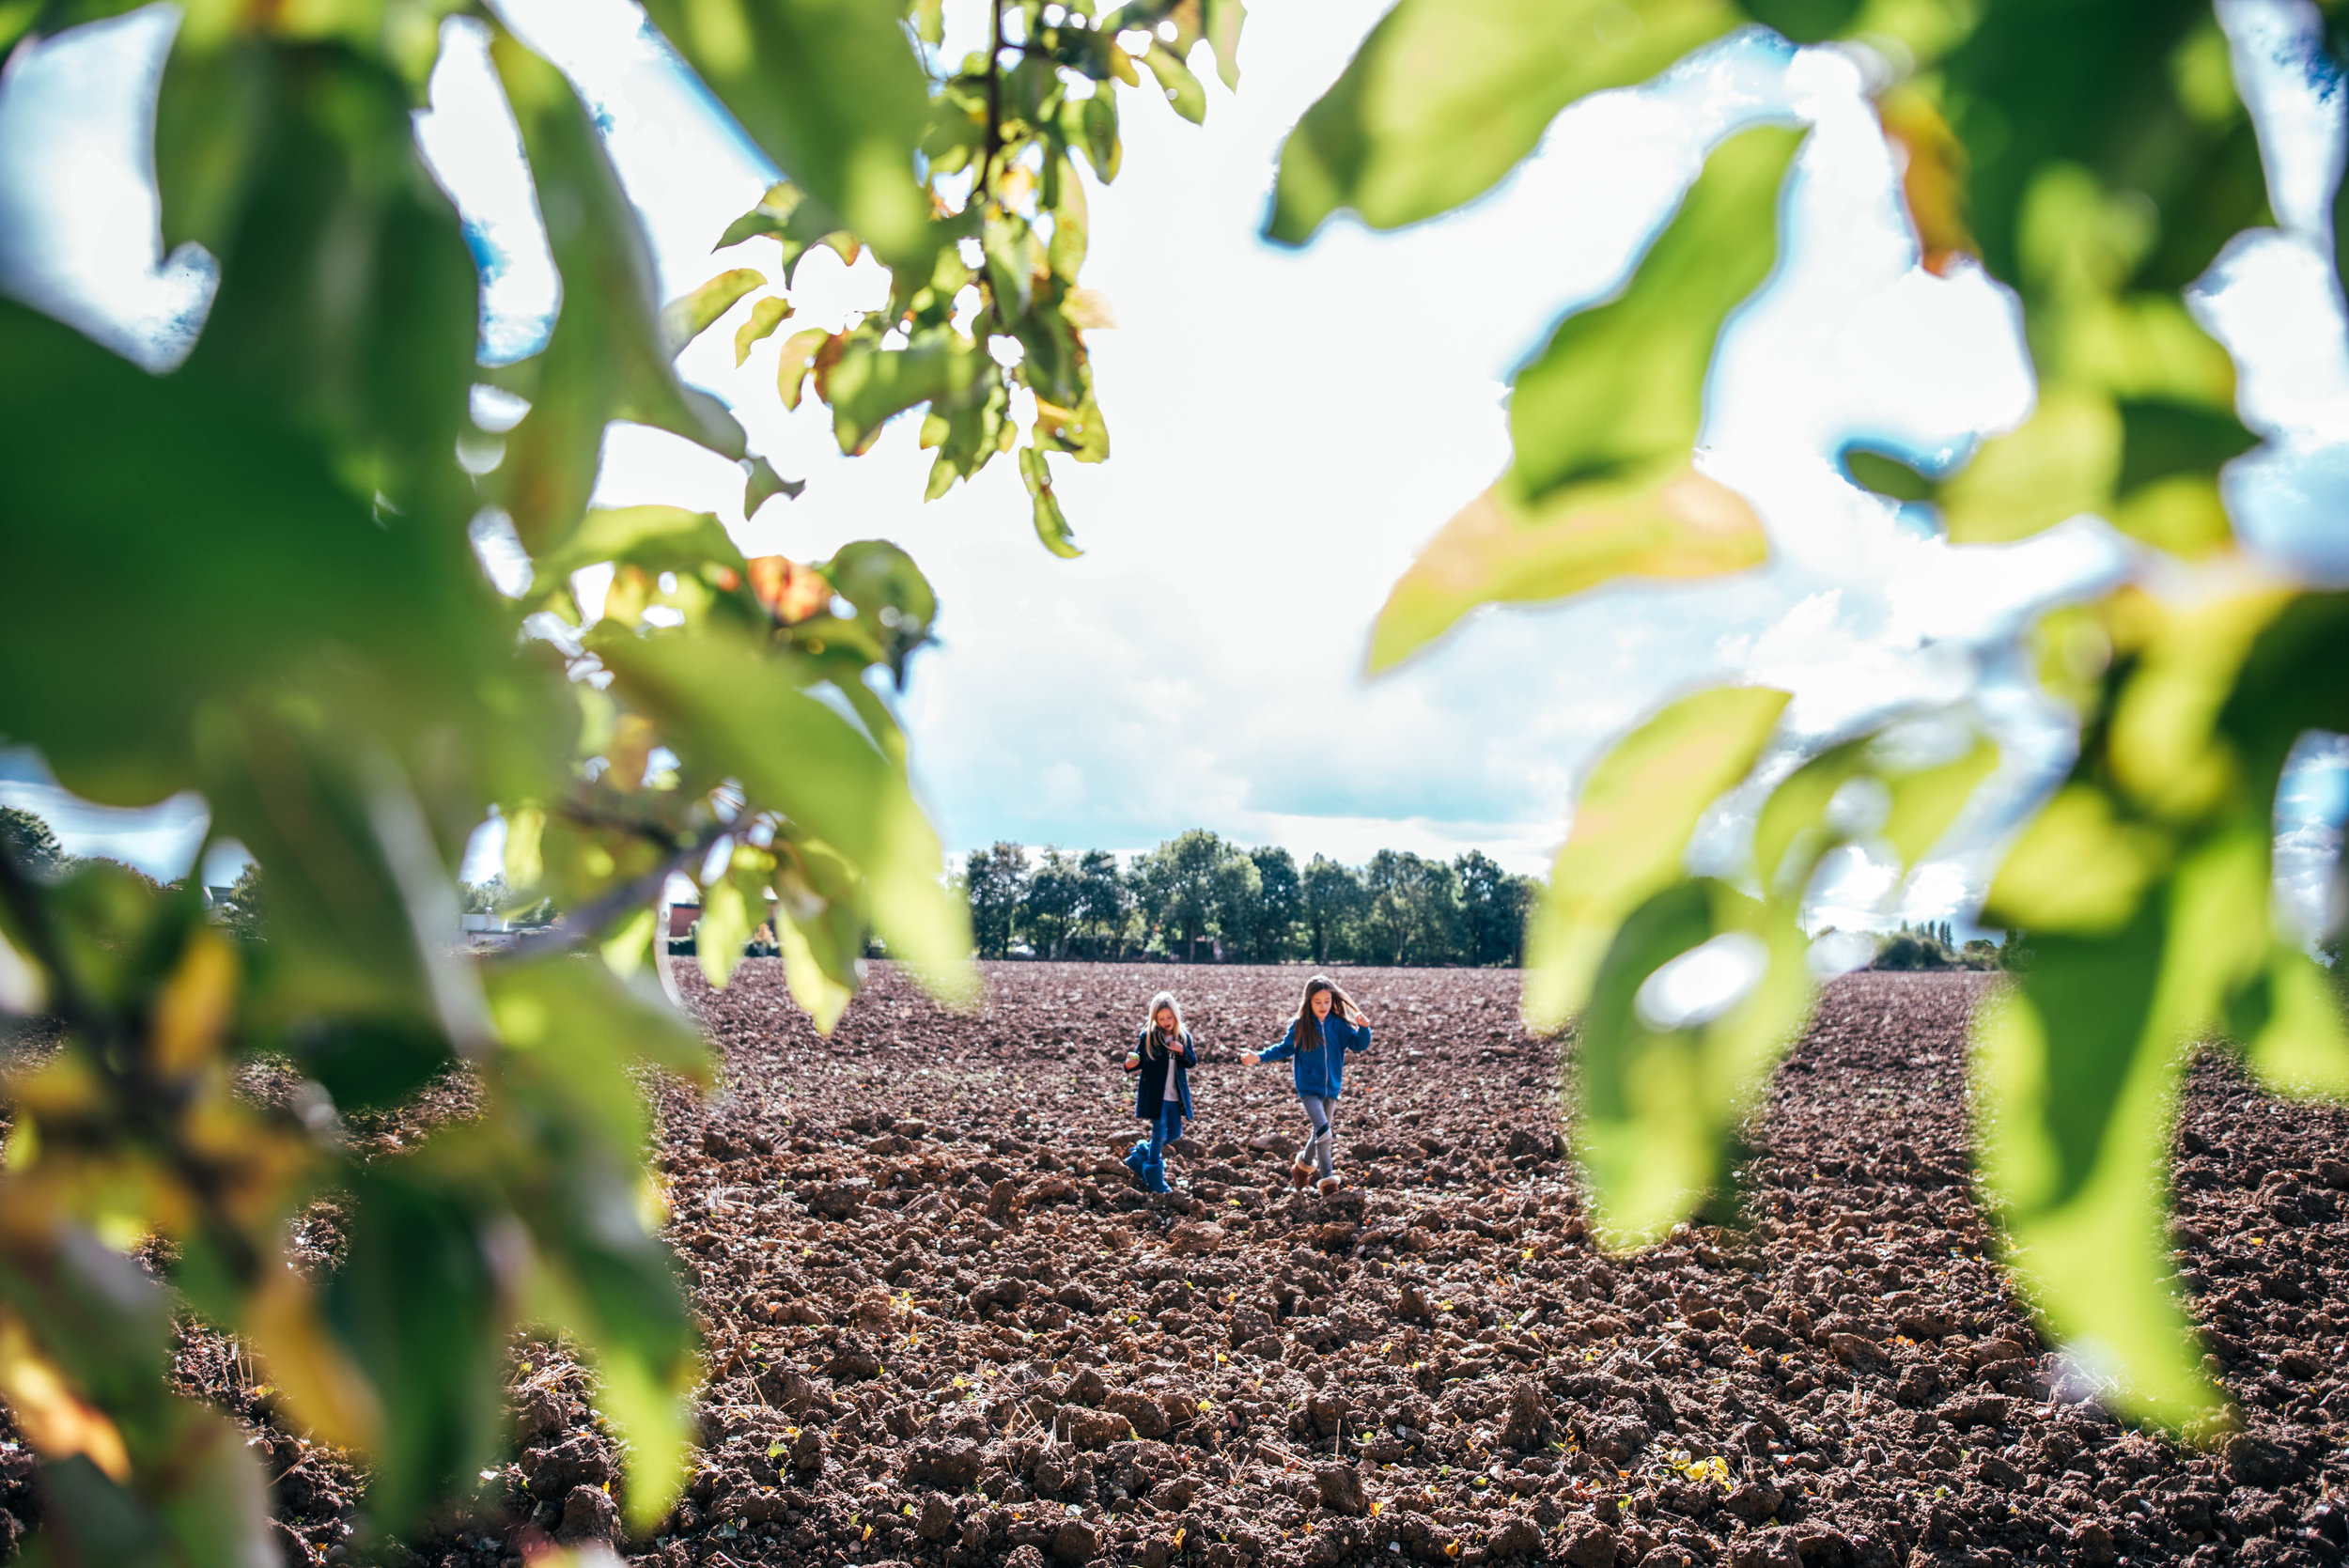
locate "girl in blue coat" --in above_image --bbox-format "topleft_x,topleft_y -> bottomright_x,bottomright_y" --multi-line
1242,974 -> 1372,1193
1121,990 -> 1196,1194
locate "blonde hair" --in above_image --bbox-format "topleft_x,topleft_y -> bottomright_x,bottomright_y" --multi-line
1143,990 -> 1184,1056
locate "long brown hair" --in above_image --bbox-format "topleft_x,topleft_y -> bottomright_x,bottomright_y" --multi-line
1294,974 -> 1354,1045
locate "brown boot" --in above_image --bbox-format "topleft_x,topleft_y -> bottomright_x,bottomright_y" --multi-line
1289,1157 -> 1315,1189
1316,1172 -> 1343,1195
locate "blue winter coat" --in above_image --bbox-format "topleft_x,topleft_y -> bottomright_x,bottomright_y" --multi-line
1127,1027 -> 1196,1120
1257,1014 -> 1371,1098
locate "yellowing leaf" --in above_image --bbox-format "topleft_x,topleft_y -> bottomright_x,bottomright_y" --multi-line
660,267 -> 767,354
1880,737 -> 2000,868
0,1310 -> 130,1481
746,555 -> 833,624
152,929 -> 238,1076
1984,785 -> 2170,935
735,295 -> 796,365
1369,464 -> 1766,673
246,1270 -> 382,1453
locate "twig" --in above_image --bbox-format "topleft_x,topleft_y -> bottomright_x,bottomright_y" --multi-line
494,823 -> 727,963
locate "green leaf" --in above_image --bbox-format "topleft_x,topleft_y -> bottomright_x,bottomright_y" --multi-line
825,334 -> 988,456
1018,443 -> 1082,558
1137,39 -> 1206,123
529,505 -> 748,596
697,873 -> 754,988
1048,154 -> 1090,277
1984,784 -> 2171,935
984,215 -> 1039,320
1266,0 -> 1740,243
1971,877 -> 2227,1428
660,267 -> 768,354
1205,0 -> 1245,89
744,454 -> 805,514
1508,126 -> 1802,502
2235,947 -> 2349,1100
1750,740 -> 1867,898
325,1166 -> 507,1524
734,294 -> 796,364
637,0 -> 934,265
1575,879 -> 1812,1248
1368,464 -> 1766,673
587,627 -> 973,993
1522,686 -> 1789,1030
492,39 -> 744,555
1879,737 -> 1999,867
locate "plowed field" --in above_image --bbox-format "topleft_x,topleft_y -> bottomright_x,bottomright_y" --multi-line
44,961 -> 2349,1568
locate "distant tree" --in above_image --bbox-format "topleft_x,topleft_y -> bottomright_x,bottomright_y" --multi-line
1455,850 -> 1537,966
1301,855 -> 1364,966
1020,847 -> 1082,959
1072,850 -> 1134,959
0,805 -> 68,881
964,842 -> 1030,958
1248,846 -> 1304,961
1132,830 -> 1235,962
1361,850 -> 1462,966
213,862 -> 268,943
1211,850 -> 1265,961
461,874 -> 511,915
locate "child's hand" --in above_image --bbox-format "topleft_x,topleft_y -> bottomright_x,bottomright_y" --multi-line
1241,1050 -> 1260,1065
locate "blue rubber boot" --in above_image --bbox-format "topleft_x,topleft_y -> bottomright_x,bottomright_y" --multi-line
1124,1141 -> 1151,1180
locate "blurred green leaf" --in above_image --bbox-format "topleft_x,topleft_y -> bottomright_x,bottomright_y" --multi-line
743,454 -> 805,514
1879,736 -> 1999,867
1574,878 -> 1812,1247
588,627 -> 973,992
324,1165 -> 506,1525
826,334 -> 988,456
637,0 -> 934,265
1267,0 -> 1739,243
1984,784 -> 2171,934
1137,39 -> 1206,123
1523,686 -> 1789,1029
1510,127 -> 1801,501
1971,878 -> 2223,1427
1206,0 -> 1245,88
492,38 -> 746,554
531,505 -> 748,597
1739,0 -> 1859,43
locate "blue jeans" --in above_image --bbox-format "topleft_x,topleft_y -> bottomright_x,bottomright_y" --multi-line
1126,1102 -> 1185,1192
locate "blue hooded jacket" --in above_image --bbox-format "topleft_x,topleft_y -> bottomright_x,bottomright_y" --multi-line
1257,1013 -> 1371,1098
1126,1027 -> 1196,1120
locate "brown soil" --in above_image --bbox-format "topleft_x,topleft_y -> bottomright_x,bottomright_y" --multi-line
11,964 -> 2349,1568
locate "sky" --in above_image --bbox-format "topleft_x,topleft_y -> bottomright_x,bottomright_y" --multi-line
1,0 -> 2344,943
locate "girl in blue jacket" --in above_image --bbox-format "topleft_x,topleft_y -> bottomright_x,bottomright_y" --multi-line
1121,990 -> 1196,1194
1243,974 -> 1372,1193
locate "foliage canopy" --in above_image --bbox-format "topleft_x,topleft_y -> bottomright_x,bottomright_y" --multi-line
1283,0 -> 2349,1431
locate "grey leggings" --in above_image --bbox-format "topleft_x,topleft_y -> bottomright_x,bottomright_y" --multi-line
1299,1095 -> 1337,1176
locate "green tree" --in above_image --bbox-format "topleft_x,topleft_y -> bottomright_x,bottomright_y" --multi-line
1455,849 -> 1535,966
1019,846 -> 1082,958
1131,829 -> 1237,962
211,862 -> 268,944
1300,853 -> 1364,966
1246,845 -> 1304,961
964,842 -> 1031,958
1210,847 -> 1265,961
0,805 -> 68,881
1289,0 -> 2349,1430
1361,849 -> 1463,966
1068,848 -> 1133,958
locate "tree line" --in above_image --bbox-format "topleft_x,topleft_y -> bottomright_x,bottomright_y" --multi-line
956,828 -> 1542,967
